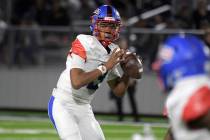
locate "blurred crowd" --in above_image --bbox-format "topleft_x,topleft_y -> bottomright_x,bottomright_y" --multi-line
0,0 -> 210,68
4,0 -> 209,29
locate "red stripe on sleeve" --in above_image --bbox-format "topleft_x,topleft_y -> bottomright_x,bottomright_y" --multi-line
182,86 -> 210,122
69,39 -> 87,60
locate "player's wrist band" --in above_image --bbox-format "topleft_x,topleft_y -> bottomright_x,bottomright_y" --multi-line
97,64 -> 107,75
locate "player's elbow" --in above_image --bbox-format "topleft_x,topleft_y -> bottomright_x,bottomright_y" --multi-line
70,70 -> 84,89
110,85 -> 127,97
113,91 -> 125,97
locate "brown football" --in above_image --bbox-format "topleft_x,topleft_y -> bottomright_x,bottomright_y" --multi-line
120,53 -> 143,79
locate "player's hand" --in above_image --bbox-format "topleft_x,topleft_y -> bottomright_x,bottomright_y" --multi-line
120,50 -> 133,63
104,48 -> 125,70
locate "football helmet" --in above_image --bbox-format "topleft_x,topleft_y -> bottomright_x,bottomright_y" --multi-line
155,34 -> 210,91
90,5 -> 121,46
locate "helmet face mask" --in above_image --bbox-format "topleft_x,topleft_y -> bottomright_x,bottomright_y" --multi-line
96,21 -> 121,42
90,5 -> 121,45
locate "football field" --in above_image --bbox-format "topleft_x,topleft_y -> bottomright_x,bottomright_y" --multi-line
0,112 -> 168,140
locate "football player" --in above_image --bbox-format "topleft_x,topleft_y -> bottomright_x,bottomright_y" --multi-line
154,34 -> 210,140
48,5 -> 132,140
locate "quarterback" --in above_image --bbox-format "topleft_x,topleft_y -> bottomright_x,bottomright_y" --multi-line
154,34 -> 210,140
48,5 -> 133,140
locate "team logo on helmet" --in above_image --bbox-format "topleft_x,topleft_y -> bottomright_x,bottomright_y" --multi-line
93,8 -> 100,15
159,46 -> 174,62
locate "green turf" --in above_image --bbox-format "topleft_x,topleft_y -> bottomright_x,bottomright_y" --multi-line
0,111 -> 168,139
0,111 -> 168,123
0,118 -> 168,140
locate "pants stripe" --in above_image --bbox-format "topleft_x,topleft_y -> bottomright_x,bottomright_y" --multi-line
48,96 -> 57,130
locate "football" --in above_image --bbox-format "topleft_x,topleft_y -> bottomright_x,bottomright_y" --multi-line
120,53 -> 143,79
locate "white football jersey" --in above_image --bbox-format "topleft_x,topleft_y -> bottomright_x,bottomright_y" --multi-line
55,34 -> 121,104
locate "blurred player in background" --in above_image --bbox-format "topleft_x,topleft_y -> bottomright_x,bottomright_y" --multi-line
48,5 -> 133,140
154,34 -> 210,140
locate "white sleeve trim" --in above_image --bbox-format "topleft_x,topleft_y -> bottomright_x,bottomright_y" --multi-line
66,54 -> 85,70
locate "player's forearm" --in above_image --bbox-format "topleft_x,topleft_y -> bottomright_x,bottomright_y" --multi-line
111,74 -> 130,97
70,69 -> 103,89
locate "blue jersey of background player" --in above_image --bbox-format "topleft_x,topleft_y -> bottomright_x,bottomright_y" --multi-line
154,34 -> 210,140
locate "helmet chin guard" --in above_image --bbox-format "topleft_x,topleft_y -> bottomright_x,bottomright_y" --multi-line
90,5 -> 121,45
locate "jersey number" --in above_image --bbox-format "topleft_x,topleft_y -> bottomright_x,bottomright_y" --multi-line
87,74 -> 106,90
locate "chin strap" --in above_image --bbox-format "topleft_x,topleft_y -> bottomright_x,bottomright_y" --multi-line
93,31 -> 112,47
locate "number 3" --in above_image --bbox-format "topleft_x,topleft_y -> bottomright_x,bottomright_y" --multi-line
87,74 -> 107,90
